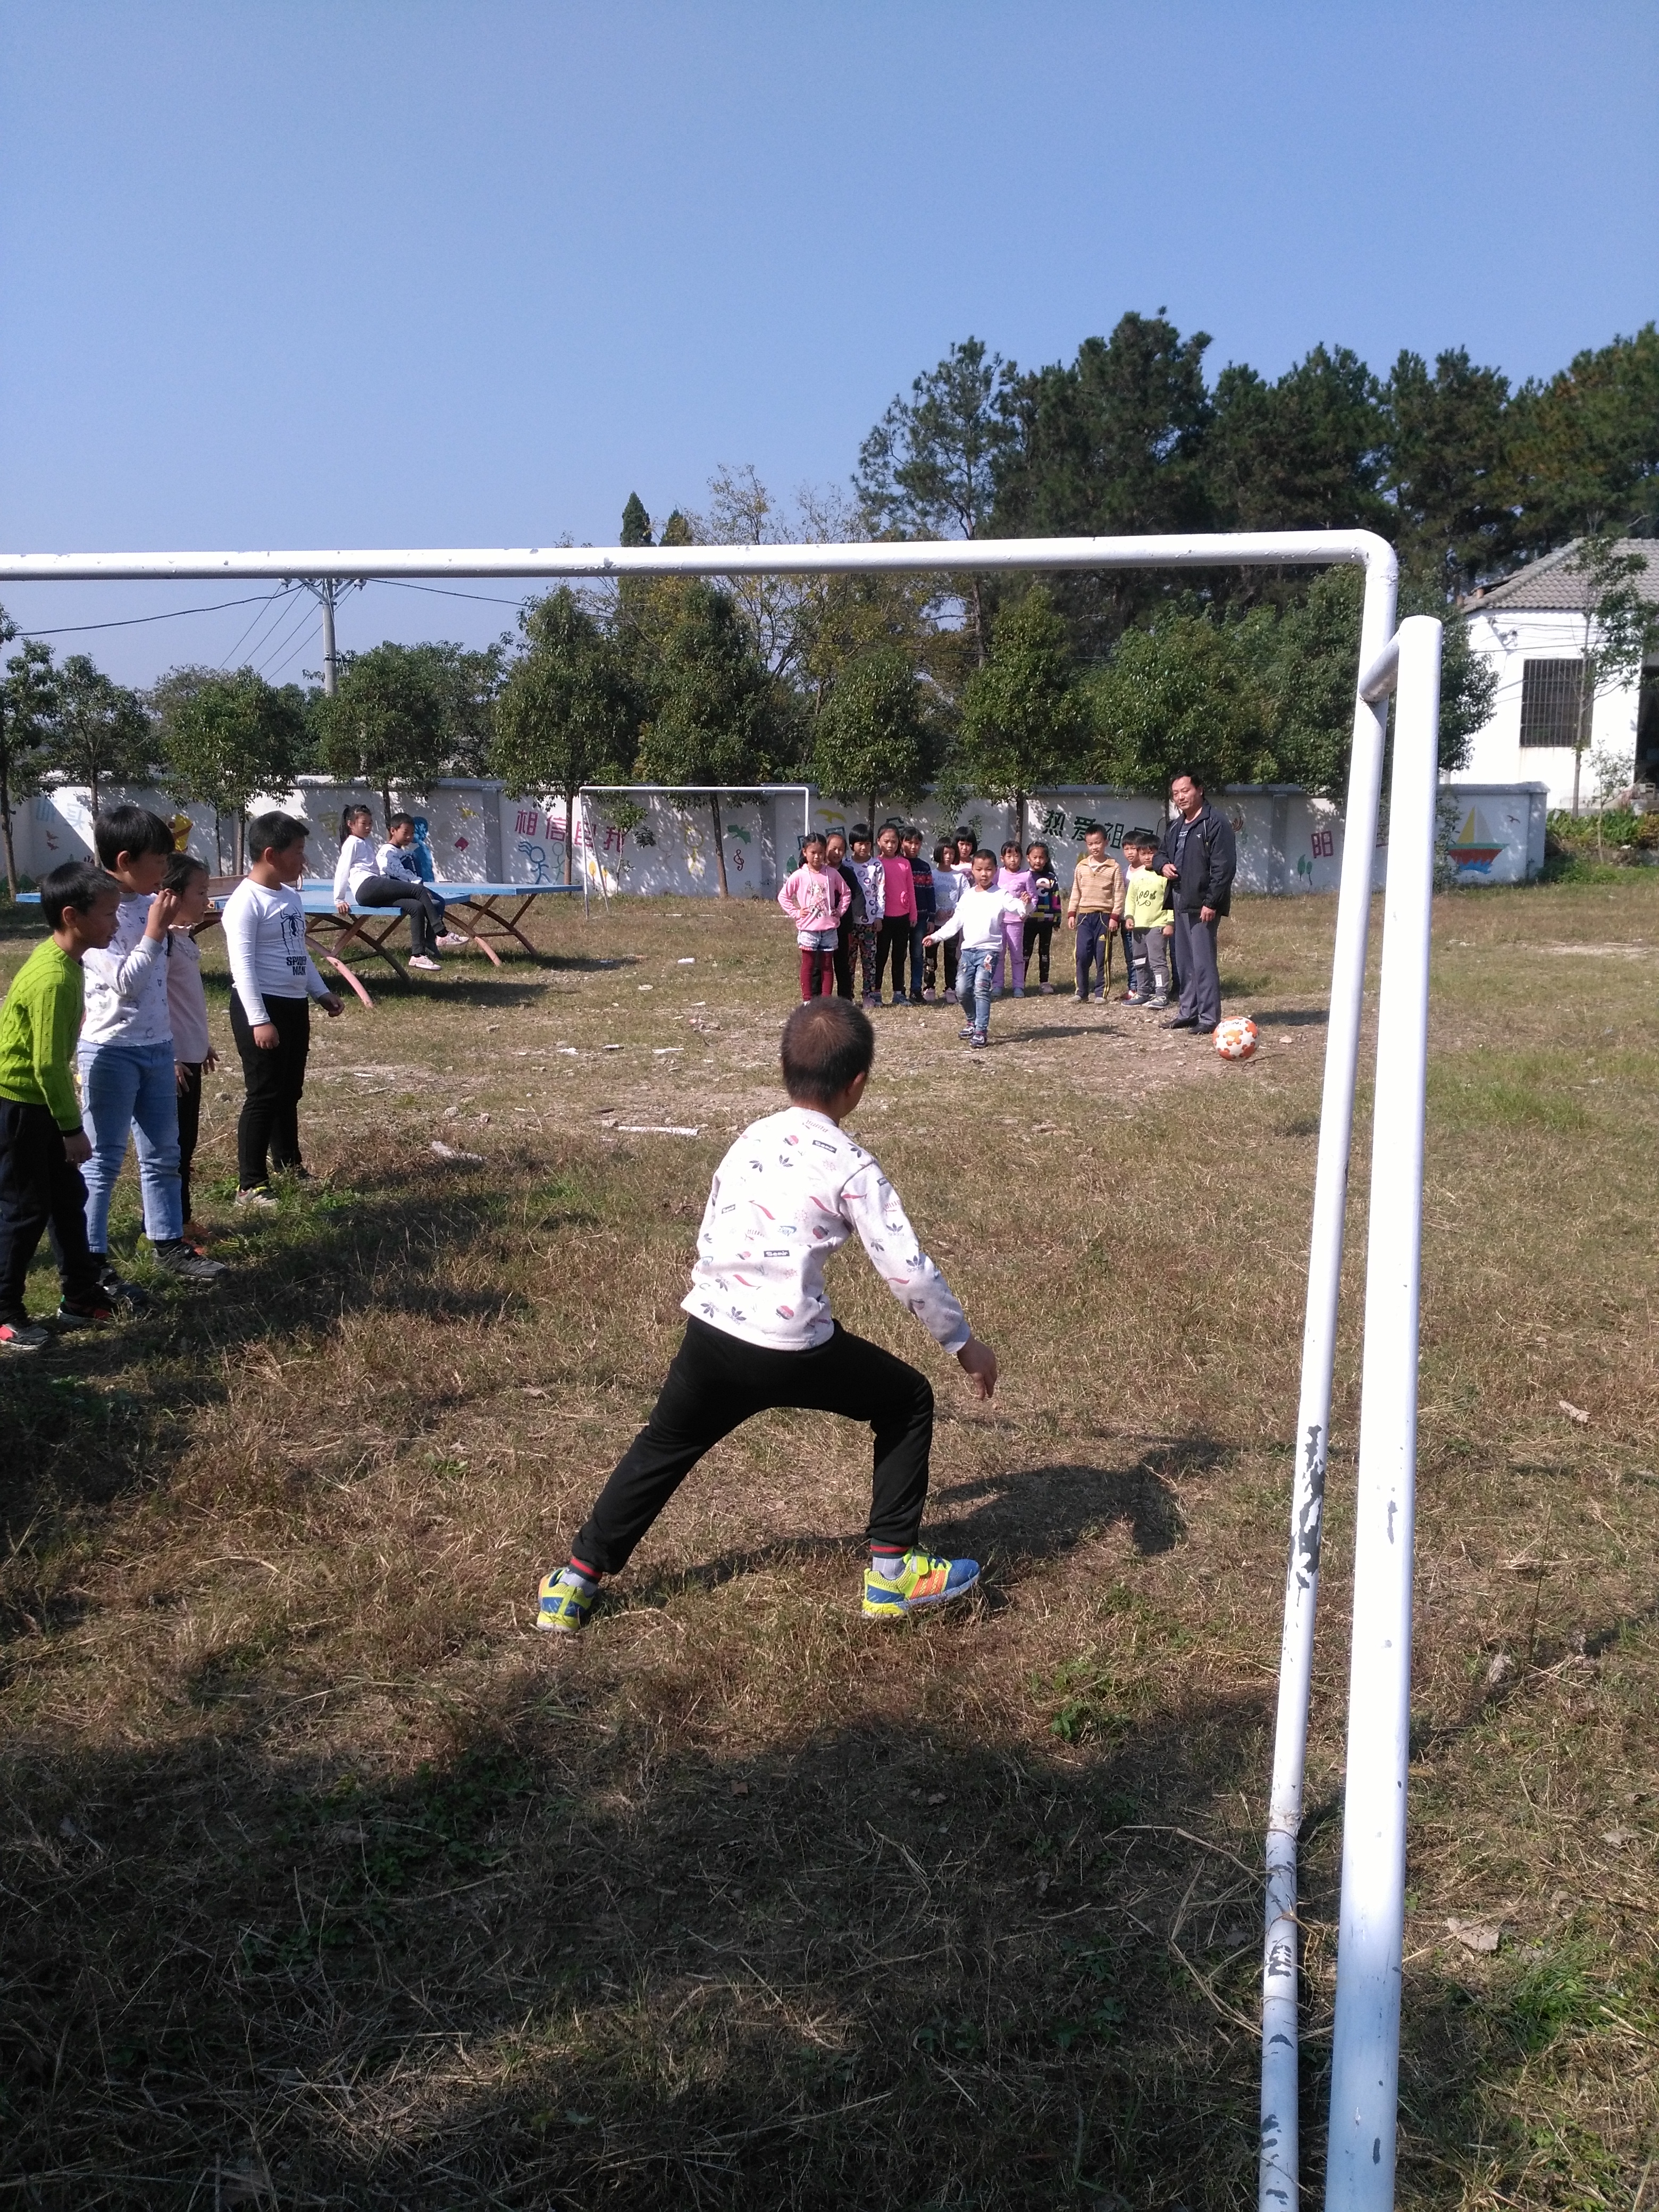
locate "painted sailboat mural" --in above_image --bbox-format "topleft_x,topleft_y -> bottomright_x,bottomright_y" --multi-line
1447,805 -> 1505,876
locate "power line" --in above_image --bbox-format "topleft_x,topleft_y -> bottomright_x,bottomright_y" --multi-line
253,593 -> 319,679
374,577 -> 533,608
220,586 -> 296,669
227,588 -> 303,672
10,590 -> 289,640
262,627 -> 317,684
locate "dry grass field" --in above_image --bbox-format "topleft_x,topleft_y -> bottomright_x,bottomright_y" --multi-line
1,875 -> 1655,2210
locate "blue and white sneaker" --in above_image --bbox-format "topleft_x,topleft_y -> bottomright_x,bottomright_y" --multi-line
537,1570 -> 596,1635
861,1549 -> 980,1620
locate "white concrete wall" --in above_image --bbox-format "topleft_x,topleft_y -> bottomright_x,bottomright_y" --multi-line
1462,608 -> 1641,811
16,775 -> 1551,895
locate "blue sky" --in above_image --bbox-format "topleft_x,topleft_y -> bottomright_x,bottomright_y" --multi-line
3,1 -> 1655,684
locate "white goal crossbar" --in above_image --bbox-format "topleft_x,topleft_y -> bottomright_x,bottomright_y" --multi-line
0,531 -> 1438,2212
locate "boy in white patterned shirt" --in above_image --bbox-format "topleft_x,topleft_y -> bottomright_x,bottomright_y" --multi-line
538,999 -> 998,1633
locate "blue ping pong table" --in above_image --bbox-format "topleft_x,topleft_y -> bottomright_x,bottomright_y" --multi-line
297,880 -> 579,998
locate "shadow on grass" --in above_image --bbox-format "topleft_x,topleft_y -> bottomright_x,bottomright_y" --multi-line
0,1657 -> 1593,2210
0,1669 -> 1276,2209
619,1453 -> 1202,1618
0,1162 -> 542,1638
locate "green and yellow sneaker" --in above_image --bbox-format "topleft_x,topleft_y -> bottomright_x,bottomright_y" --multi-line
536,1570 -> 596,1635
861,1549 -> 980,1621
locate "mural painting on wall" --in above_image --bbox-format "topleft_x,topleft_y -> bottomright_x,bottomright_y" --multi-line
1446,805 -> 1505,877
1295,826 -> 1337,884
508,800 -> 628,890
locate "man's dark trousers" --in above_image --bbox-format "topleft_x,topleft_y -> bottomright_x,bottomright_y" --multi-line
1174,910 -> 1221,1028
571,1316 -> 934,1574
0,1101 -> 102,1321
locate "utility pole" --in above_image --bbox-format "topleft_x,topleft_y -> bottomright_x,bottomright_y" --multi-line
299,578 -> 361,694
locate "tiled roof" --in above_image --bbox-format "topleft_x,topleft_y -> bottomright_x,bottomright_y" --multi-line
1461,539 -> 1659,614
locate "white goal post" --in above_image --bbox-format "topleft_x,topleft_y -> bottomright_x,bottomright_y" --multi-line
0,531 -> 1439,2212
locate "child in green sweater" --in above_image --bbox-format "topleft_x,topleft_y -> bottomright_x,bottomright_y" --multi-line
0,862 -> 121,1350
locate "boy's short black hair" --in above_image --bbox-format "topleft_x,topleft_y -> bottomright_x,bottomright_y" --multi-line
40,860 -> 119,928
162,849 -> 210,893
93,804 -> 173,869
1125,827 -> 1158,848
973,848 -> 998,865
387,811 -> 416,833
246,809 -> 309,860
780,999 -> 875,1109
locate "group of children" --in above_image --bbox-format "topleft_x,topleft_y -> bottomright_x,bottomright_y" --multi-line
0,805 -> 342,1350
778,821 -> 1179,1046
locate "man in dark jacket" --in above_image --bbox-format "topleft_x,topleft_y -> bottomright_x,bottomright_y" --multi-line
1155,774 -> 1236,1034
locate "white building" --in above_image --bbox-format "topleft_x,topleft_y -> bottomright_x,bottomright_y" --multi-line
1459,538 -> 1659,812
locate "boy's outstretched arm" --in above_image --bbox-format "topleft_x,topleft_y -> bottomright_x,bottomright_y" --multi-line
842,1162 -> 996,1395
957,1337 -> 998,1398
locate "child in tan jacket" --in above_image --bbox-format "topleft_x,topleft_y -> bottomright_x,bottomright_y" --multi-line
1065,825 -> 1126,1002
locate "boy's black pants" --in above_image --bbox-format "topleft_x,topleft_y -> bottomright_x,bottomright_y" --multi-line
0,1102 -> 102,1321
571,1316 -> 935,1576
229,993 -> 310,1188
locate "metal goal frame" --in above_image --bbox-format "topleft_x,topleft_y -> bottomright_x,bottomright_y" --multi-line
0,530 -> 1438,2212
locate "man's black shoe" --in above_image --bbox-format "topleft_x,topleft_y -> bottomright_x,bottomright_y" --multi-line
1161,1015 -> 1199,1030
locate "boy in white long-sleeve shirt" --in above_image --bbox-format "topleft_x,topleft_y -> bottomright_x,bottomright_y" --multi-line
923,849 -> 1033,1048
538,998 -> 999,1633
79,805 -> 224,1287
223,811 -> 342,1205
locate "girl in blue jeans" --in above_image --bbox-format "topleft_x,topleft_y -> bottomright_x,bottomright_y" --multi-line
78,804 -> 225,1288
923,850 -> 1031,1049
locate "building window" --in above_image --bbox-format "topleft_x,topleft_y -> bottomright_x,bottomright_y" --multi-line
1519,658 -> 1587,748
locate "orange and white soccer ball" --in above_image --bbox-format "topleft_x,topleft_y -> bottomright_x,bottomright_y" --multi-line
1213,1016 -> 1258,1061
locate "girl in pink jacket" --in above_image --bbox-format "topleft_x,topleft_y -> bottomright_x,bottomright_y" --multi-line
778,833 -> 851,999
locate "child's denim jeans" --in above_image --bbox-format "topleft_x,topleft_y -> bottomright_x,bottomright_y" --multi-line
77,1040 -> 184,1252
956,944 -> 997,1035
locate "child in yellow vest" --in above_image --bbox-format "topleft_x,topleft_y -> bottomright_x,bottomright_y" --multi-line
1122,830 -> 1173,1008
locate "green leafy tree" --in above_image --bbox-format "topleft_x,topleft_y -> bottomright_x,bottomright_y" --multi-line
49,654 -> 152,817
956,589 -> 1088,845
420,640 -> 507,777
1507,324 -> 1659,551
636,584 -> 782,897
0,620 -> 58,898
992,312 -> 1214,648
1086,615 -> 1273,794
620,492 -> 652,548
1383,347 -> 1515,596
319,642 -> 447,818
1088,569 -> 1493,802
812,647 -> 936,835
857,337 -> 1018,660
1204,345 -> 1389,550
1563,532 -> 1659,816
151,665 -> 305,870
492,590 -> 639,885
